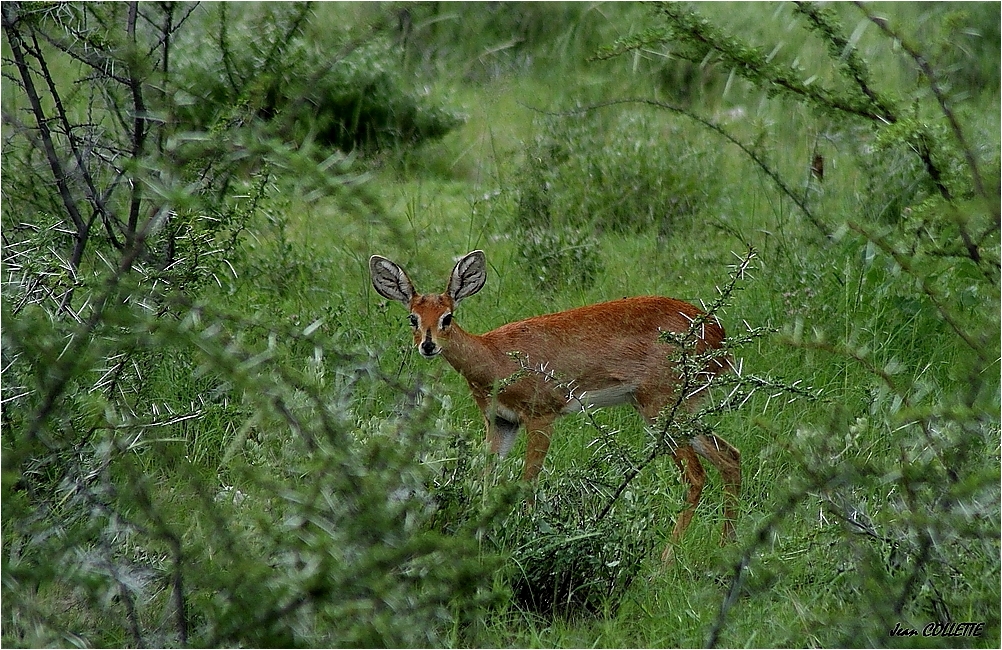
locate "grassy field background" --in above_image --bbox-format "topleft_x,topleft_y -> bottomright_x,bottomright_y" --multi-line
3,2 -> 999,647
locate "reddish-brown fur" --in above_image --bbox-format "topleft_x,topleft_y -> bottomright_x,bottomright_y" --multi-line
370,251 -> 740,561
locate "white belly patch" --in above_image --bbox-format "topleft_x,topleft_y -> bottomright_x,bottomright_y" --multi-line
561,384 -> 636,413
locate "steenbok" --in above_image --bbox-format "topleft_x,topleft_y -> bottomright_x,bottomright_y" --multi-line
370,250 -> 740,559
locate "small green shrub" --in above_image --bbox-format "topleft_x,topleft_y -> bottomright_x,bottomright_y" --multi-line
172,4 -> 463,152
511,111 -> 719,291
424,426 -> 659,619
516,227 -> 605,292
506,467 -> 659,618
853,141 -> 929,224
514,113 -> 720,236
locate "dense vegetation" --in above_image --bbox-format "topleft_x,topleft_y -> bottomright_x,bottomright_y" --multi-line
3,2 -> 998,647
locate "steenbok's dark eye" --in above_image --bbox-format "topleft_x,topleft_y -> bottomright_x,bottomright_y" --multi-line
441,313 -> 453,328
408,314 -> 419,328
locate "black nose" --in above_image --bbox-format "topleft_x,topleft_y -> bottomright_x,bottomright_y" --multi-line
421,333 -> 437,356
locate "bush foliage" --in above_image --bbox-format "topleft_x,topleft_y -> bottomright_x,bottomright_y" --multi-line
3,1 -> 998,647
172,3 -> 463,151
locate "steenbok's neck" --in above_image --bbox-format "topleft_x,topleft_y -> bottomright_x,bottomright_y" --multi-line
440,322 -> 513,388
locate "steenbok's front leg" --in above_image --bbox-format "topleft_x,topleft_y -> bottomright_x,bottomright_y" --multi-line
521,417 -> 556,482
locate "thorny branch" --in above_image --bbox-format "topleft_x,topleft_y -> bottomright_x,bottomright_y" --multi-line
2,5 -> 90,266
852,1 -> 993,217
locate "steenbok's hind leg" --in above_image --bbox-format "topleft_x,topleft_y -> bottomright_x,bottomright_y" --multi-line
634,397 -> 710,561
692,433 -> 741,542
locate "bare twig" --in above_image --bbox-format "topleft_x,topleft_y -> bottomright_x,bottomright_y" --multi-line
2,5 -> 89,260
26,28 -> 125,259
125,2 -> 148,251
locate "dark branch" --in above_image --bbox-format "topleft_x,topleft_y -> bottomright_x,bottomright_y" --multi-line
2,5 -> 90,267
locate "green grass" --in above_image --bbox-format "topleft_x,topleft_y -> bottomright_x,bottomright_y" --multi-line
4,1 -> 998,647
212,4 -> 999,644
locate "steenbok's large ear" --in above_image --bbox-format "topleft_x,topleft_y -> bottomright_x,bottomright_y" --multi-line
369,255 -> 415,304
446,250 -> 487,303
